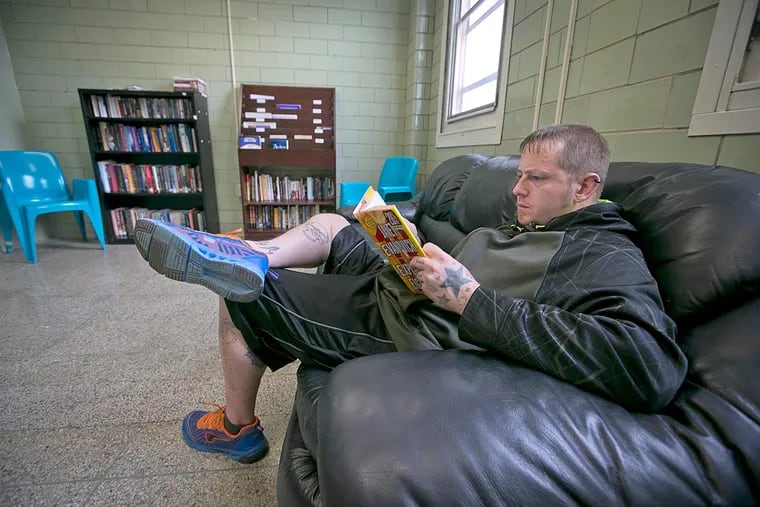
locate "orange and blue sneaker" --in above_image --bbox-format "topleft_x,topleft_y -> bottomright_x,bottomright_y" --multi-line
133,218 -> 268,302
182,404 -> 269,463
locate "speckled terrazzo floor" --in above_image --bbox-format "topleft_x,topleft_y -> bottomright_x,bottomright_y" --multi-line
0,237 -> 296,506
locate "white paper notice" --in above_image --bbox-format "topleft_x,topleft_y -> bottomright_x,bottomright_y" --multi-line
256,107 -> 266,112
251,94 -> 275,100
294,134 -> 313,140
314,127 -> 324,134
270,134 -> 288,139
313,118 -> 322,124
313,99 -> 322,105
315,138 -> 325,144
312,108 -> 321,114
271,113 -> 298,120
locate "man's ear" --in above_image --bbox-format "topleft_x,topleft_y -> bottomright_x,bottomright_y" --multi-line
575,173 -> 601,202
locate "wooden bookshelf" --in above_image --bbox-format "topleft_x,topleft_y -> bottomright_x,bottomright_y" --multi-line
238,84 -> 336,240
78,89 -> 219,244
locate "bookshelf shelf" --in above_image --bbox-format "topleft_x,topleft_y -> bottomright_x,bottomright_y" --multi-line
237,84 -> 336,240
242,199 -> 334,206
78,89 -> 218,243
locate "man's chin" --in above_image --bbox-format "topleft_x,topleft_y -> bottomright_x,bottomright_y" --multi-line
517,213 -> 531,225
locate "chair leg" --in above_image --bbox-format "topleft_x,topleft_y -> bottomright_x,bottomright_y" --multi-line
22,208 -> 38,263
73,210 -> 87,242
85,207 -> 106,250
0,200 -> 13,253
2,196 -> 31,260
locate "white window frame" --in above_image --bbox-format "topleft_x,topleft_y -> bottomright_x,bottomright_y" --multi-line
436,0 -> 515,147
689,0 -> 760,136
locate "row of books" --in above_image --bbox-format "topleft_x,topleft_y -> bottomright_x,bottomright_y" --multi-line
246,204 -> 323,231
244,170 -> 335,202
110,207 -> 206,239
97,161 -> 202,194
97,122 -> 197,153
90,95 -> 194,119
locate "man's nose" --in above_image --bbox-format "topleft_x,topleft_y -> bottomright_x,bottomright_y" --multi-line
513,177 -> 526,196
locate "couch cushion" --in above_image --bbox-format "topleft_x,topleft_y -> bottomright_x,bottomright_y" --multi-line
316,350 -> 755,506
416,154 -> 489,221
603,162 -> 760,329
417,214 -> 466,253
451,155 -> 520,233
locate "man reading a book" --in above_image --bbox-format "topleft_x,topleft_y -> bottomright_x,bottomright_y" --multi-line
134,124 -> 685,464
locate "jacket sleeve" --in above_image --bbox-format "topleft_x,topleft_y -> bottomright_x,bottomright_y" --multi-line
458,248 -> 688,412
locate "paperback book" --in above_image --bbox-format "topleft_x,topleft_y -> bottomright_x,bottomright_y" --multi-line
352,186 -> 425,294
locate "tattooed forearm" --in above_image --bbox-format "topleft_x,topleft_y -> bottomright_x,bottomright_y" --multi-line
440,266 -> 474,298
246,349 -> 267,369
251,241 -> 280,255
302,223 -> 329,244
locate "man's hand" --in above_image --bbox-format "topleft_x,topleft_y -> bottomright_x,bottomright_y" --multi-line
410,243 -> 480,315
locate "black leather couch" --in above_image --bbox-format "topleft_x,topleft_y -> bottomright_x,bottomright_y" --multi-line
277,155 -> 760,506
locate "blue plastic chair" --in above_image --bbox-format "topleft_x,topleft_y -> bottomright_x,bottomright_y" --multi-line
0,150 -> 106,263
377,156 -> 419,202
339,181 -> 371,208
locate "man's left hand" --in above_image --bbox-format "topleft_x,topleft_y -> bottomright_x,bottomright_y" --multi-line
411,243 -> 480,315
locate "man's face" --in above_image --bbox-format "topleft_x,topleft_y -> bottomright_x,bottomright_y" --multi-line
513,144 -> 578,226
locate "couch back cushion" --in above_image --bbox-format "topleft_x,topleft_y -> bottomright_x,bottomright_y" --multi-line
451,155 -> 520,233
603,162 -> 760,329
415,154 -> 489,221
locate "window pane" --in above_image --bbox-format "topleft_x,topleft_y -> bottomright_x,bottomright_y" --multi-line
468,0 -> 501,25
461,81 -> 498,112
461,7 -> 504,86
449,0 -> 505,117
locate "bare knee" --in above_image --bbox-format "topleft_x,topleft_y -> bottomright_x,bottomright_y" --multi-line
301,213 -> 350,249
307,213 -> 350,238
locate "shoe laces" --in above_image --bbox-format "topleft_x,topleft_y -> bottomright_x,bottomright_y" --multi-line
216,228 -> 243,240
197,403 -> 260,433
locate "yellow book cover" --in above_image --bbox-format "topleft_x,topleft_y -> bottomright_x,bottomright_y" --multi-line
352,186 -> 426,294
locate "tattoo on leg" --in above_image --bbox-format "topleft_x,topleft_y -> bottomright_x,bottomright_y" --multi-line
251,241 -> 280,255
302,223 -> 329,244
246,349 -> 266,369
219,318 -> 239,345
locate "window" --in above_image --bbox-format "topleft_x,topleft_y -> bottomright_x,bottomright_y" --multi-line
689,0 -> 760,136
448,0 -> 506,119
437,0 -> 514,147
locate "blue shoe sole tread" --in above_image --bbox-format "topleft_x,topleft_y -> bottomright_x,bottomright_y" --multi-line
134,220 -> 264,303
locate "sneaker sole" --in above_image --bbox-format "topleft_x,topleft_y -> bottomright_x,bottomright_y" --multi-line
133,220 -> 263,303
183,434 -> 270,464
181,422 -> 270,464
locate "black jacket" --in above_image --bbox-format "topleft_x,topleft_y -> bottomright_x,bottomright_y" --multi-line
379,203 -> 687,412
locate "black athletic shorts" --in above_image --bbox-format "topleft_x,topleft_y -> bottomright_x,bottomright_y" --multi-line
225,225 -> 397,371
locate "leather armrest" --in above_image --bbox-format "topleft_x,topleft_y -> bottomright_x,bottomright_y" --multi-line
335,205 -> 359,222
315,350 -> 746,506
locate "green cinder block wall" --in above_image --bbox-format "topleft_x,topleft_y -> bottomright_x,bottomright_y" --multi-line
0,0 -> 412,236
1,0 -> 758,239
426,0 -> 759,175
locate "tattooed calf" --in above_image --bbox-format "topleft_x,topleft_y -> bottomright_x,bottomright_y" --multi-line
246,349 -> 267,369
